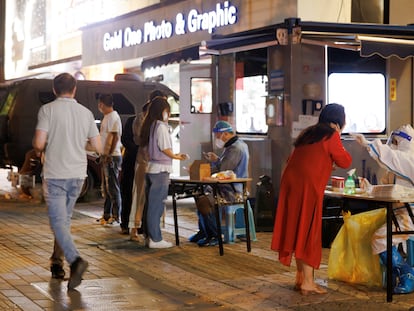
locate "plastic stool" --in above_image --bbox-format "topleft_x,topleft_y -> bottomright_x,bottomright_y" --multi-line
222,200 -> 257,244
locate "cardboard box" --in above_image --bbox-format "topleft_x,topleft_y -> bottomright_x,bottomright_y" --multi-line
189,160 -> 211,180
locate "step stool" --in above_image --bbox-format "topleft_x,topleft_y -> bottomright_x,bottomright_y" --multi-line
221,200 -> 257,244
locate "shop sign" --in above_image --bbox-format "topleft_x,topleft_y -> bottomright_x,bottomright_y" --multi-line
102,1 -> 238,52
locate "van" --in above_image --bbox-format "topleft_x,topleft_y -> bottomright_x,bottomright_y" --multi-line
0,74 -> 179,198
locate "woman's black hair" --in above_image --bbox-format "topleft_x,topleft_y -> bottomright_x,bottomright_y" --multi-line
294,103 -> 345,147
140,96 -> 170,147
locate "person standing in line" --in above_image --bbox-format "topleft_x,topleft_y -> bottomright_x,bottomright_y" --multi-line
128,90 -> 166,241
32,72 -> 102,290
140,96 -> 188,248
97,94 -> 123,225
271,103 -> 352,295
119,115 -> 138,235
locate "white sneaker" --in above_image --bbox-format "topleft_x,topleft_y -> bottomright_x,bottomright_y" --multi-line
148,239 -> 173,249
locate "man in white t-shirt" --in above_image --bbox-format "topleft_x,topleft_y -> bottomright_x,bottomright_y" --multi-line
97,94 -> 123,225
33,73 -> 102,290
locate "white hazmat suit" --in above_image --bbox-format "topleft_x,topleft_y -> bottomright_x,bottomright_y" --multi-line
354,124 -> 414,294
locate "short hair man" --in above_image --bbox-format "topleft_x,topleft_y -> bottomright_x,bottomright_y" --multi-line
97,93 -> 123,225
33,72 -> 102,289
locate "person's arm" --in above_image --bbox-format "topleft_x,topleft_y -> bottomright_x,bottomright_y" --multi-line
107,132 -> 119,155
88,135 -> 103,155
32,129 -> 48,157
369,140 -> 414,185
162,148 -> 188,160
328,131 -> 352,169
216,148 -> 242,172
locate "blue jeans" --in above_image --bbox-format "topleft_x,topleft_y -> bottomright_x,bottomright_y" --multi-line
198,209 -> 218,239
43,178 -> 84,265
102,156 -> 122,220
145,172 -> 169,242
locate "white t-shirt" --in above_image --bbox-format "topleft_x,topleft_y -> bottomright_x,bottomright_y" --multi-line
100,110 -> 122,156
36,97 -> 99,179
147,121 -> 173,174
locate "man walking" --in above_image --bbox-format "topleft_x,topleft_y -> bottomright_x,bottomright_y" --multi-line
33,72 -> 102,290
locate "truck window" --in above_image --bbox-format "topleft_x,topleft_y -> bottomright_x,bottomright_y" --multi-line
39,92 -> 56,105
94,93 -> 135,115
0,88 -> 18,116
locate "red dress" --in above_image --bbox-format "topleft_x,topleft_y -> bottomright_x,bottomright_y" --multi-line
271,132 -> 352,269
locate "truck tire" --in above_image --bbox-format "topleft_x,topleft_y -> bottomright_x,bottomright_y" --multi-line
79,169 -> 95,201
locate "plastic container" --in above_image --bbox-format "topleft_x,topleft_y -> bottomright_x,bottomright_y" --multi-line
331,176 -> 345,192
344,175 -> 356,194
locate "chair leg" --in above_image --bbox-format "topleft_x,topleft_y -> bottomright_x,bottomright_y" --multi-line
222,202 -> 257,244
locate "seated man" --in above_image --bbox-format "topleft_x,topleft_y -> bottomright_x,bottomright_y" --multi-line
190,121 -> 249,246
354,124 -> 414,294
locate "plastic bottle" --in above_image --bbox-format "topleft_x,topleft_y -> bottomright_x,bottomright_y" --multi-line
344,169 -> 356,194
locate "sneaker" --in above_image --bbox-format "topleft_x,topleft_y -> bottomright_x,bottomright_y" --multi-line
188,231 -> 205,243
208,237 -> 219,246
148,239 -> 173,249
197,237 -> 219,247
68,257 -> 88,290
107,217 -> 120,225
130,235 -> 141,242
50,264 -> 65,279
96,217 -> 106,225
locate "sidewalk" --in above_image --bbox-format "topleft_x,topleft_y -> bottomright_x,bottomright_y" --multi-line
1,170 -> 414,310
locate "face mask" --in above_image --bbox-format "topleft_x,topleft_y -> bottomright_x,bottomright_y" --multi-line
162,111 -> 169,122
215,138 -> 225,149
215,134 -> 225,148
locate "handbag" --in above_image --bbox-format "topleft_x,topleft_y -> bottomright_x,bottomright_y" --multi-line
195,194 -> 214,216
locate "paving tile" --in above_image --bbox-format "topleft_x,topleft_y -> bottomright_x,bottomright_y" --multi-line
1,174 -> 414,310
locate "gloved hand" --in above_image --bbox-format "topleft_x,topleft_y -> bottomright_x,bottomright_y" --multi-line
351,133 -> 370,147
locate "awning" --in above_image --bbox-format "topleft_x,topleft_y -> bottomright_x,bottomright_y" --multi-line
141,45 -> 200,70
300,21 -> 414,59
200,19 -> 414,60
201,29 -> 277,55
142,19 -> 414,69
357,35 -> 414,60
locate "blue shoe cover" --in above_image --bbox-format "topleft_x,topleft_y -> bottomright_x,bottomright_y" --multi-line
394,272 -> 414,294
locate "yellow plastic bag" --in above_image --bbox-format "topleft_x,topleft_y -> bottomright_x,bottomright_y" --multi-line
328,208 -> 386,287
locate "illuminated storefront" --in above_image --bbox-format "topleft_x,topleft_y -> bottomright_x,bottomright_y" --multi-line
3,0 -> 157,80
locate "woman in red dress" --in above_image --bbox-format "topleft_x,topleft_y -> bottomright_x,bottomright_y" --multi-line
271,103 -> 352,295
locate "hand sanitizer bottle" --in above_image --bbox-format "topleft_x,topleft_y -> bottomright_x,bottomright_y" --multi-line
344,169 -> 356,194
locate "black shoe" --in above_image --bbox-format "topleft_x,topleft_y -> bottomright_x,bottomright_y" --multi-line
120,227 -> 129,235
68,257 -> 88,290
197,236 -> 218,247
51,264 -> 65,279
188,231 -> 205,243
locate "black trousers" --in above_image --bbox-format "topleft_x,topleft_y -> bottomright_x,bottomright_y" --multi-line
120,152 -> 137,229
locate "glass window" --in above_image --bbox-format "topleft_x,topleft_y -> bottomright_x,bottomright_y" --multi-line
0,87 -> 16,116
190,78 -> 212,113
235,75 -> 268,134
328,73 -> 386,134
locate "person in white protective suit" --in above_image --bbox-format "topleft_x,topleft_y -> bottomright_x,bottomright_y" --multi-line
354,124 -> 414,294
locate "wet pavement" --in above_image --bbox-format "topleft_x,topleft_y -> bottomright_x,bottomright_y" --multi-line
1,169 -> 414,310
